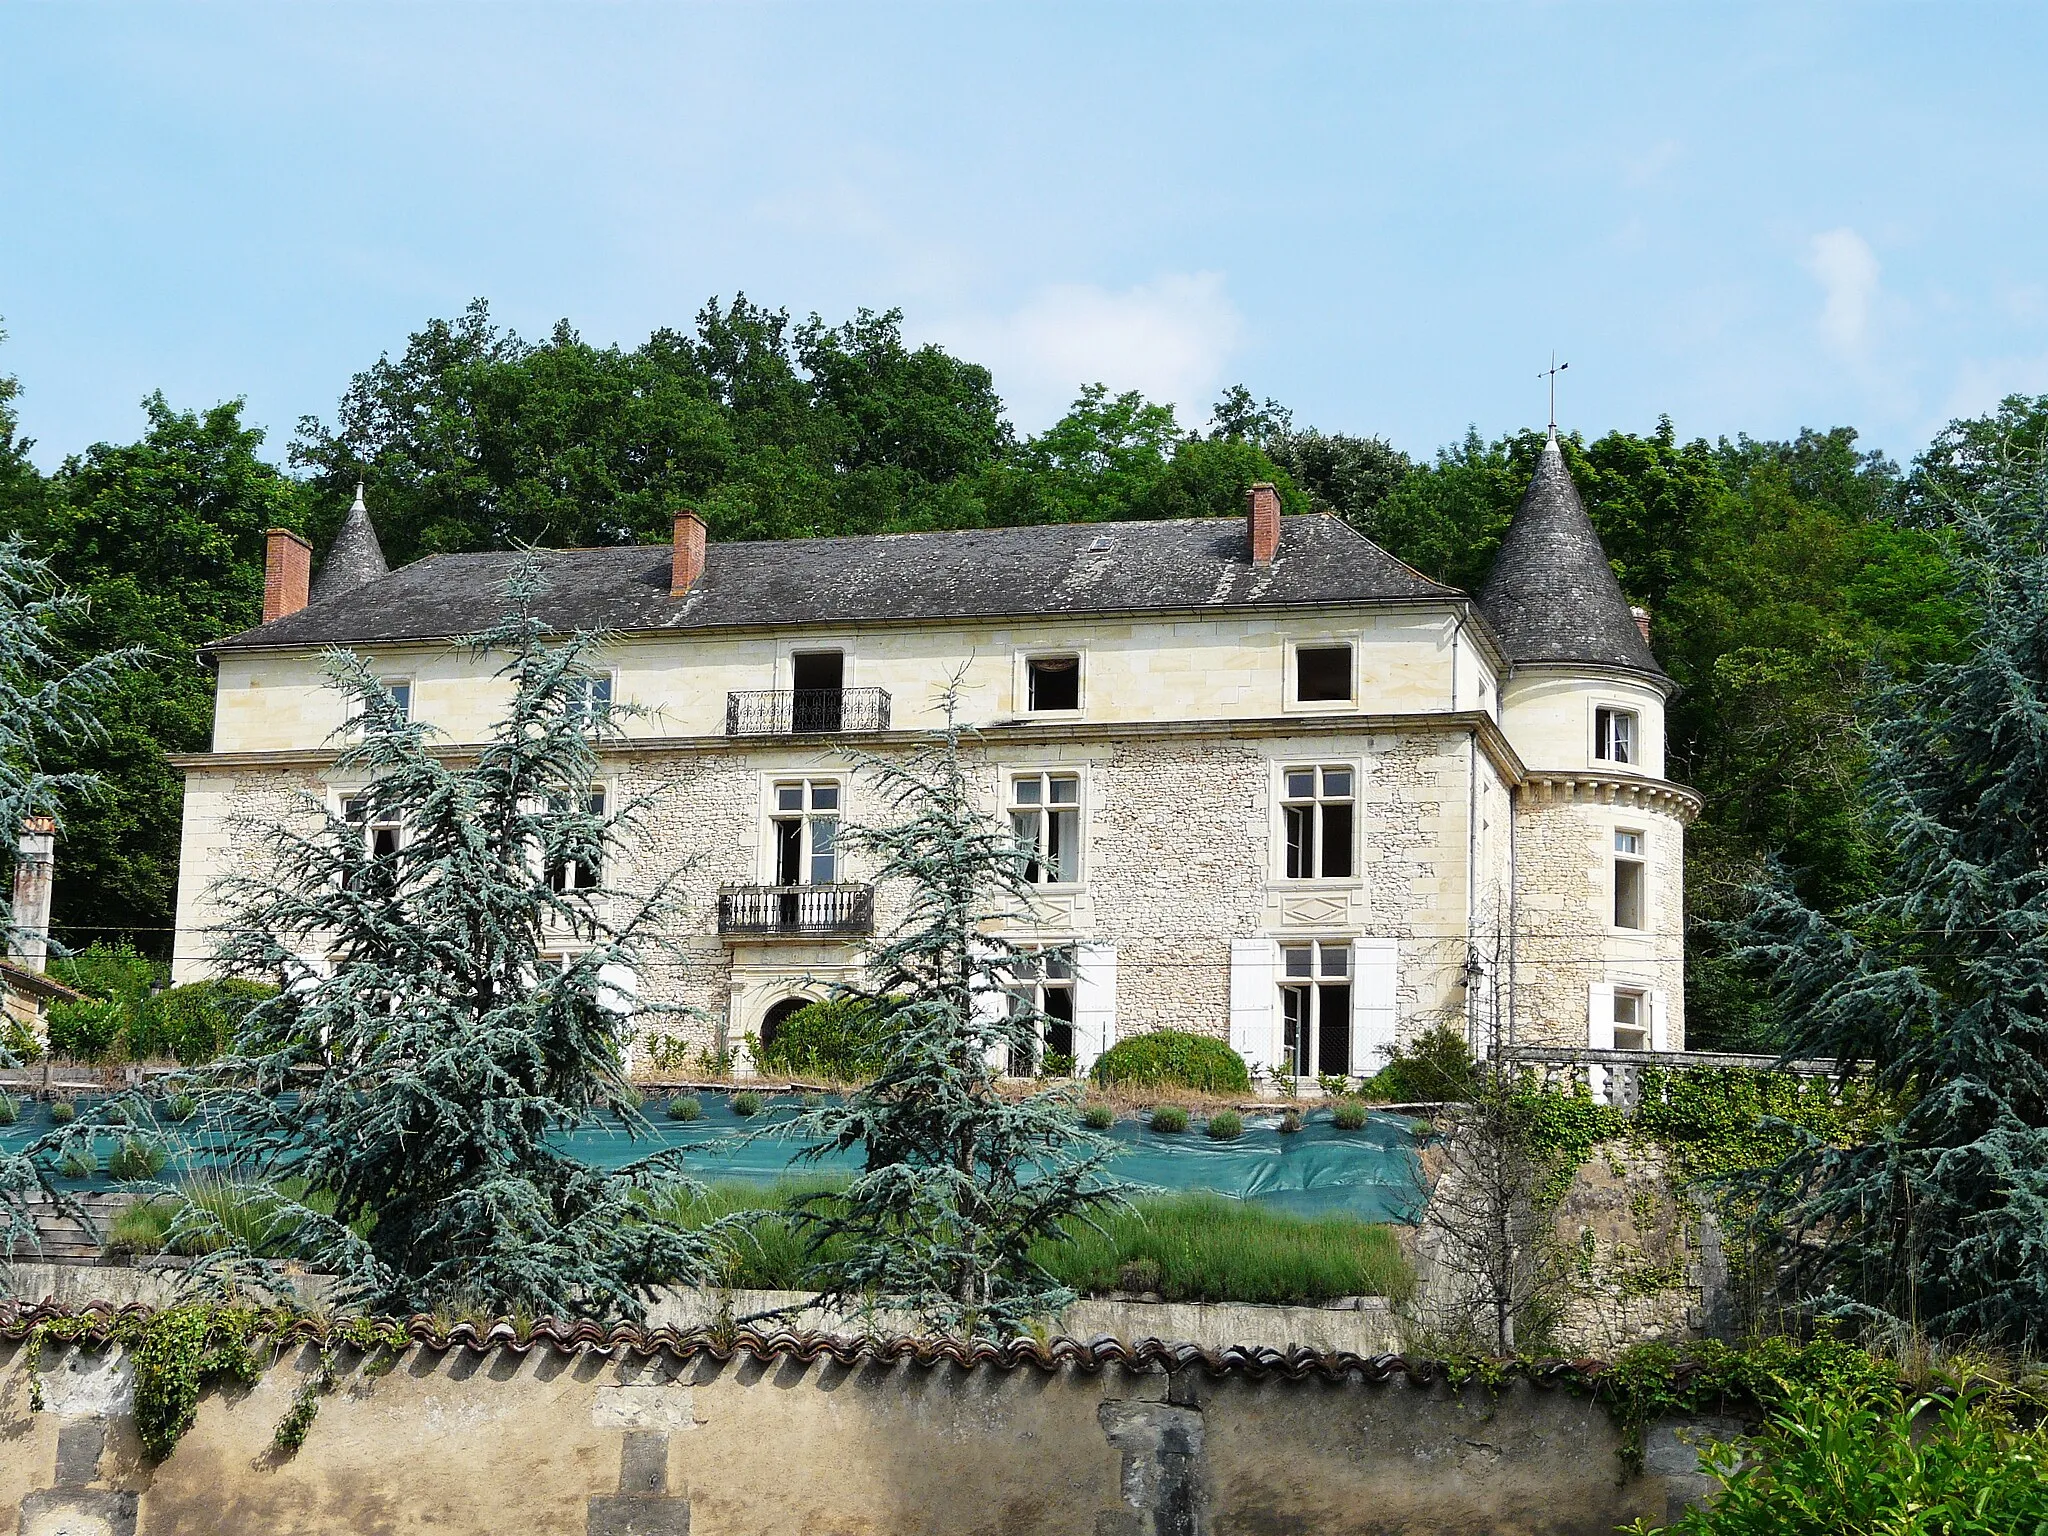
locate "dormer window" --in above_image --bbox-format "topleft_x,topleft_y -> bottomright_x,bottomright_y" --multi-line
1296,645 -> 1353,704
1026,655 -> 1081,712
1595,707 -> 1636,766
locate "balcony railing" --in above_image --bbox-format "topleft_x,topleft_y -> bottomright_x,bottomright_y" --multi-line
1501,1046 -> 1857,1112
717,883 -> 875,940
725,688 -> 892,737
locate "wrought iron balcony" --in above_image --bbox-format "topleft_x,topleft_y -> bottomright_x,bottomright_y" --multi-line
717,882 -> 875,940
725,688 -> 892,737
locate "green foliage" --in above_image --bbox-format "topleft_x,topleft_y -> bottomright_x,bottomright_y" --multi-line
125,1304 -> 265,1461
665,1094 -> 702,1122
108,1138 -> 164,1181
1630,1066 -> 1878,1186
750,996 -> 893,1080
191,581 -> 718,1320
1278,1109 -> 1304,1135
24,398 -> 301,952
768,696 -> 1121,1338
47,1099 -> 74,1124
1149,1106 -> 1189,1134
730,1091 -> 763,1118
1091,1030 -> 1251,1094
46,998 -> 122,1062
1081,1104 -> 1115,1131
1329,1100 -> 1369,1131
133,979 -> 274,1064
1364,1024 -> 1478,1103
1731,404 -> 2048,1346
48,940 -> 158,1005
1205,1109 -> 1243,1141
162,1092 -> 196,1124
0,1093 -> 14,1126
1034,1192 -> 1411,1305
1629,1381 -> 2048,1535
658,1181 -> 1410,1306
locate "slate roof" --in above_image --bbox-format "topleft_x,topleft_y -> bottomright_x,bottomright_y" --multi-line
1478,436 -> 1666,681
308,484 -> 390,605
213,514 -> 1463,651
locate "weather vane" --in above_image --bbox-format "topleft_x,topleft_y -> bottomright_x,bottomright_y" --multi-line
1539,353 -> 1569,434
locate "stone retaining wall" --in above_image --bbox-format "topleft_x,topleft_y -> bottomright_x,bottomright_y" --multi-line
0,1319 -> 1732,1535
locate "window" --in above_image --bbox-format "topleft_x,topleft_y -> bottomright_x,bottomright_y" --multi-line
340,794 -> 401,892
1296,644 -> 1353,703
1026,654 -> 1081,712
1612,989 -> 1649,1051
1005,949 -> 1076,1076
1281,766 -> 1355,880
546,789 -> 606,893
1279,942 -> 1352,1077
1595,707 -> 1637,766
568,672 -> 613,727
772,779 -> 840,885
790,652 -> 844,733
1010,773 -> 1080,885
1614,829 -> 1645,929
350,678 -> 411,723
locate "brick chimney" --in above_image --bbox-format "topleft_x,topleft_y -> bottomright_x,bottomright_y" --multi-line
263,528 -> 312,622
1631,605 -> 1652,644
1246,482 -> 1281,565
671,511 -> 707,596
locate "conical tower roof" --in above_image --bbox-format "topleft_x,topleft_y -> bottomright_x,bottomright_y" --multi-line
310,483 -> 390,605
1478,434 -> 1664,680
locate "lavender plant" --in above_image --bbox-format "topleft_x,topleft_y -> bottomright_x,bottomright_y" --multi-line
771,686 -> 1122,1336
175,566 -> 719,1319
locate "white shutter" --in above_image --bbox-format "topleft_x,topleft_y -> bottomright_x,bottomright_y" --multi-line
971,942 -> 1011,1073
1072,944 -> 1117,1075
1350,938 -> 1399,1079
1649,988 -> 1670,1053
597,962 -> 637,1019
1587,981 -> 1616,1103
1228,937 -> 1278,1077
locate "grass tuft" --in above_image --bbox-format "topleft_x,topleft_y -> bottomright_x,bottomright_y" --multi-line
1149,1106 -> 1189,1134
1205,1109 -> 1243,1140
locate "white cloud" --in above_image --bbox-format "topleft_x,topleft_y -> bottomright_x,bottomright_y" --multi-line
1804,227 -> 1882,353
926,273 -> 1244,433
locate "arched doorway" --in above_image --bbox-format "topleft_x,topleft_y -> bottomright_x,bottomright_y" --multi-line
758,996 -> 812,1056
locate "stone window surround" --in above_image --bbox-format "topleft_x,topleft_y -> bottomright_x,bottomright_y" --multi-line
1007,765 -> 1088,890
756,772 -> 845,887
1592,703 -> 1638,766
1280,631 -> 1362,715
772,634 -> 862,690
1012,646 -> 1087,717
1611,823 -> 1648,933
1266,757 -> 1365,890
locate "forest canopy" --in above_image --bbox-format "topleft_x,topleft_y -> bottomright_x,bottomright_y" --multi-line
0,300 -> 2007,1049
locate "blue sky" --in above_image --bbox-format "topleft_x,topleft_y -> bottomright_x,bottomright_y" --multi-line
3,3 -> 2044,471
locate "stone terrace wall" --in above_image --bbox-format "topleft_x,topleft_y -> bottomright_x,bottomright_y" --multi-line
0,1320 -> 1732,1536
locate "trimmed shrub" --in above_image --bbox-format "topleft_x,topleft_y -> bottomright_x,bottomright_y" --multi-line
1081,1104 -> 1115,1131
1278,1109 -> 1304,1134
46,999 -> 123,1063
665,1094 -> 703,1122
109,1138 -> 165,1181
750,998 -> 893,1080
1091,1031 -> 1250,1094
48,1099 -> 76,1124
162,1093 -> 197,1124
58,1147 -> 96,1179
0,1093 -> 17,1126
1149,1105 -> 1189,1134
1363,1024 -> 1477,1103
731,1091 -> 764,1118
1205,1109 -> 1243,1141
1330,1099 -> 1369,1131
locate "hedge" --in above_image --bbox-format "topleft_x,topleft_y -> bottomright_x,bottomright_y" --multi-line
1090,1030 -> 1250,1094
